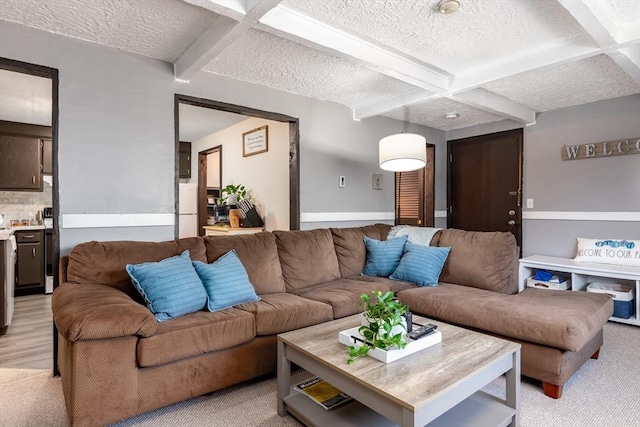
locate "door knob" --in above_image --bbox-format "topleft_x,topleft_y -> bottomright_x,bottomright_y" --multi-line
417,219 -> 422,225
508,219 -> 516,226
508,210 -> 516,216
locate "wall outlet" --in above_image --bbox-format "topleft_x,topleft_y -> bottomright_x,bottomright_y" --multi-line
372,173 -> 383,190
339,176 -> 346,188
527,198 -> 534,209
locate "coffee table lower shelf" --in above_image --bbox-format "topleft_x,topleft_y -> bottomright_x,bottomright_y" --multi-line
283,387 -> 516,427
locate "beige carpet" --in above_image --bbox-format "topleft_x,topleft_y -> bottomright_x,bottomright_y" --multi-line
1,321 -> 639,427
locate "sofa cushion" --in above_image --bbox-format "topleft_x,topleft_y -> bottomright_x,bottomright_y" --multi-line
193,250 -> 260,312
204,232 -> 285,294
274,229 -> 341,291
293,278 -> 393,318
398,284 -> 613,352
331,225 -> 384,277
438,229 -> 519,294
348,275 -> 416,294
235,293 -> 333,335
136,308 -> 255,368
362,236 -> 408,277
126,251 -> 207,322
390,243 -> 451,286
67,237 -> 207,294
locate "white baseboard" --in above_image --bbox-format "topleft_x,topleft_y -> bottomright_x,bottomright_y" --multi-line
301,211 -> 448,223
60,213 -> 175,229
522,211 -> 639,222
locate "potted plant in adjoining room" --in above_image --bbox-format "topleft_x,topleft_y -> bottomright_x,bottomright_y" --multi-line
219,184 -> 247,228
220,184 -> 246,206
347,290 -> 410,364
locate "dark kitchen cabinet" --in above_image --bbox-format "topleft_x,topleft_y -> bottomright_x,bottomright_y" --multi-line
15,230 -> 44,294
42,138 -> 53,175
0,135 -> 42,191
179,142 -> 191,179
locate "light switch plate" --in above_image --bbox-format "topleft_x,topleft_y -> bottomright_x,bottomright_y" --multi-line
527,198 -> 534,209
372,173 -> 383,190
339,176 -> 346,188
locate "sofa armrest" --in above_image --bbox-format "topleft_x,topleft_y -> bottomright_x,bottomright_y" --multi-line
53,282 -> 158,342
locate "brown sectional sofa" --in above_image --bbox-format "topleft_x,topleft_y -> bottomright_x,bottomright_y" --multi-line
52,225 -> 613,426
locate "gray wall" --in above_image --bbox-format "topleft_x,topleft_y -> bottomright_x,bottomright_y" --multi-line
447,94 -> 640,257
0,21 -> 446,253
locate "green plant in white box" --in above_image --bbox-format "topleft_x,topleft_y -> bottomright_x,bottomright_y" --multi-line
347,290 -> 409,364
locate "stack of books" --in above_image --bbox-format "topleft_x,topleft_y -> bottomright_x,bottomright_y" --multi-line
293,377 -> 352,410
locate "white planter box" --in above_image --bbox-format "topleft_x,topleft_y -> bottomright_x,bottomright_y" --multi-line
338,326 -> 442,363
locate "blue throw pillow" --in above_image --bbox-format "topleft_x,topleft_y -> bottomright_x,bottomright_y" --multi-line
192,250 -> 260,312
390,242 -> 451,287
362,235 -> 408,277
126,250 -> 207,322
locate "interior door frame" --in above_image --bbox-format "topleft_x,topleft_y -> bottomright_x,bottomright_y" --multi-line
0,56 -> 60,376
197,145 -> 222,235
446,128 -> 523,247
174,94 -> 300,235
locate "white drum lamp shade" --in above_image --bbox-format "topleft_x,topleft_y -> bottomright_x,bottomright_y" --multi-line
379,133 -> 427,172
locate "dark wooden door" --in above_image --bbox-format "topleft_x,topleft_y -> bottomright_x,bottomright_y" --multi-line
0,135 -> 42,190
448,129 -> 523,248
395,144 -> 435,226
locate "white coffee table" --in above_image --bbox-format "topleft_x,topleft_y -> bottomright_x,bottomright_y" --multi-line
277,314 -> 520,427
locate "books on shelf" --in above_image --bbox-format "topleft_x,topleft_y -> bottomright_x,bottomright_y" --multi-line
293,377 -> 352,410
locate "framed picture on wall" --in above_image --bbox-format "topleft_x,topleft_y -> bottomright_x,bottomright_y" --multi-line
242,125 -> 268,157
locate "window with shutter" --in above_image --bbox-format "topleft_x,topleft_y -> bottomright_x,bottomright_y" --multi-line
394,144 -> 434,226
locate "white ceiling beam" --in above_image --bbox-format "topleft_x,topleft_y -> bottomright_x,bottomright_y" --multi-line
558,0 -> 640,83
259,5 -> 450,92
352,89 -> 443,120
174,0 -> 282,81
613,44 -> 640,83
557,0 -> 618,45
449,90 -> 537,125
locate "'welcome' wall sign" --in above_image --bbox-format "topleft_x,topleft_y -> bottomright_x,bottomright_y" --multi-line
561,137 -> 640,161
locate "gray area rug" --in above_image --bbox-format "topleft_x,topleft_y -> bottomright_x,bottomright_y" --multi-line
1,321 -> 638,426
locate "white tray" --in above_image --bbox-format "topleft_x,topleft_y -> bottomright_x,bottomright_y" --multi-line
338,326 -> 442,363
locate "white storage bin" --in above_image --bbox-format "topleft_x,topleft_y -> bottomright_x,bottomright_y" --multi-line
526,276 -> 570,290
587,282 -> 635,319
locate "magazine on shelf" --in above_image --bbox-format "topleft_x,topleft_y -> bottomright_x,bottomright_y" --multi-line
293,377 -> 353,410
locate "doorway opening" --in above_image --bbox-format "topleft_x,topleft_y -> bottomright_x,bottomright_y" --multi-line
198,145 -> 222,235
0,57 -> 59,375
174,94 -> 300,236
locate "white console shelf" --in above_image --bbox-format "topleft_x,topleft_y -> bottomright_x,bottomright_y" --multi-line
519,255 -> 640,326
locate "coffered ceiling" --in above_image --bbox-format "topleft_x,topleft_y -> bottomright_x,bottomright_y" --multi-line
1,0 -> 639,131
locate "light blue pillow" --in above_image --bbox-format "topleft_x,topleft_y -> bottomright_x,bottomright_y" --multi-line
192,250 -> 260,312
390,242 -> 451,287
126,250 -> 207,322
362,235 -> 408,277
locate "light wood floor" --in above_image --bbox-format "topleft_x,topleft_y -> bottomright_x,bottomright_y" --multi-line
0,294 -> 53,369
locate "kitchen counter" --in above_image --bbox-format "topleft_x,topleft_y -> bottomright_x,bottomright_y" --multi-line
0,225 -> 46,241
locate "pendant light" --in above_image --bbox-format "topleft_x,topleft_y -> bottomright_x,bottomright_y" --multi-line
379,133 -> 427,172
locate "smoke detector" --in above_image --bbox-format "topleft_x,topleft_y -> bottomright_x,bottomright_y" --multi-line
438,0 -> 460,14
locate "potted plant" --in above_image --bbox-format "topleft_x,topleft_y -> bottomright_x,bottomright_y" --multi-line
220,184 -> 246,206
347,290 -> 410,364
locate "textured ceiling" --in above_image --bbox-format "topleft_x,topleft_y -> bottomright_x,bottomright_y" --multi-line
0,0 -> 215,62
383,97 -> 504,132
0,0 -> 639,132
483,54 -> 640,112
282,0 -> 588,74
204,29 -> 416,106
